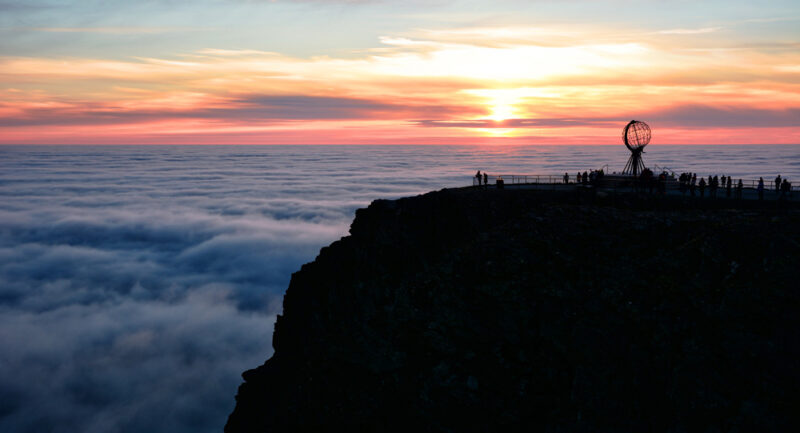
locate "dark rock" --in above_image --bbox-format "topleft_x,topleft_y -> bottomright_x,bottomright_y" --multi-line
226,188 -> 800,433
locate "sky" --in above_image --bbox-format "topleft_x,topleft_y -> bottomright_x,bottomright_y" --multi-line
1,0 -> 799,145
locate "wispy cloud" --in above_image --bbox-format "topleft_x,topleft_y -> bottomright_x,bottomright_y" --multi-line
740,16 -> 800,23
657,27 -> 722,35
418,118 -> 614,128
646,104 -> 800,128
418,105 -> 800,130
0,1 -> 49,12
28,27 -> 209,34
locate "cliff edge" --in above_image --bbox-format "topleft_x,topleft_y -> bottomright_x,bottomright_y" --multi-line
226,188 -> 799,432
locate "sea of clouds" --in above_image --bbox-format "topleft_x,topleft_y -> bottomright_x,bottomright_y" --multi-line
1,144 -> 797,433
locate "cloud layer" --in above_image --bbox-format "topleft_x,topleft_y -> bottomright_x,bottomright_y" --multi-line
2,144 -> 800,433
0,146 -> 371,433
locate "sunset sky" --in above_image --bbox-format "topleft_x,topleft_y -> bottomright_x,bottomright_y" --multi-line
1,0 -> 799,144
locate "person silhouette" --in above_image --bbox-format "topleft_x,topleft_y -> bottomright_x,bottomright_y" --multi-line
699,177 -> 706,197
679,173 -> 687,195
736,179 -> 743,199
726,176 -> 732,198
775,175 -> 781,194
757,177 -> 764,201
483,172 -> 488,187
711,175 -> 719,198
475,170 -> 482,186
563,172 -> 569,184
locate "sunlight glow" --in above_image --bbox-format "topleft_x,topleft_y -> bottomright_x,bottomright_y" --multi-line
481,128 -> 516,137
1,20 -> 798,144
489,104 -> 514,122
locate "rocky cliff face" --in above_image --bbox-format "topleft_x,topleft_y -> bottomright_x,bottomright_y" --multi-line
226,188 -> 799,433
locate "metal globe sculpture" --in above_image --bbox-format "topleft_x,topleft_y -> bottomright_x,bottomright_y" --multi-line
622,120 -> 651,176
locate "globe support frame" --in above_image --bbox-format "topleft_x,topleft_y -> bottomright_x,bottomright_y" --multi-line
621,120 -> 651,177
623,148 -> 646,177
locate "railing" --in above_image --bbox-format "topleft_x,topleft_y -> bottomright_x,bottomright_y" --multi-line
653,164 -> 678,178
475,174 -> 565,185
471,173 -> 799,198
682,178 -> 792,192
472,173 -> 592,187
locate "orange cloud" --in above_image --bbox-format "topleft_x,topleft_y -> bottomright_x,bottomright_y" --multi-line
1,24 -> 798,144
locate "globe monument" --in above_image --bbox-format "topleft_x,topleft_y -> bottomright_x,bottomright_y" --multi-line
621,120 -> 651,176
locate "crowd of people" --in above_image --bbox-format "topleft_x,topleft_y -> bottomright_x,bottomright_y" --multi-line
637,168 -> 671,194
563,170 -> 605,186
674,172 -> 794,200
474,170 -> 489,186
477,169 -> 793,200
678,173 -> 743,199
757,175 -> 794,200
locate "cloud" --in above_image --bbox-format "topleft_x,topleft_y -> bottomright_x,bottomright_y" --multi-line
228,95 -> 399,119
0,1 -> 49,12
6,141 -> 549,430
0,94 -> 473,128
740,16 -> 800,23
0,297 -> 274,433
657,27 -> 722,35
0,208 -> 343,430
1,18 -> 799,144
28,27 -> 207,34
4,144 -> 526,433
417,118 -> 614,128
1,141 -> 799,433
0,150 -> 382,433
646,105 -> 800,128
416,104 -> 800,130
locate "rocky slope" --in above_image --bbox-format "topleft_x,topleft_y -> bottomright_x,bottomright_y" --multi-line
226,188 -> 800,432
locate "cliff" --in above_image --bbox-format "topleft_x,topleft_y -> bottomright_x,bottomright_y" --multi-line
226,188 -> 800,432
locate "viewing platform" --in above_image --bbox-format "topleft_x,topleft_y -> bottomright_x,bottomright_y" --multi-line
470,173 -> 798,203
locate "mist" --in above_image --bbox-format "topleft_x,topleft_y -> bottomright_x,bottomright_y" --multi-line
2,144 -> 798,433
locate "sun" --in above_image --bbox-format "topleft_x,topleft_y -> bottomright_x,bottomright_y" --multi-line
479,90 -> 524,123
489,103 -> 514,122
